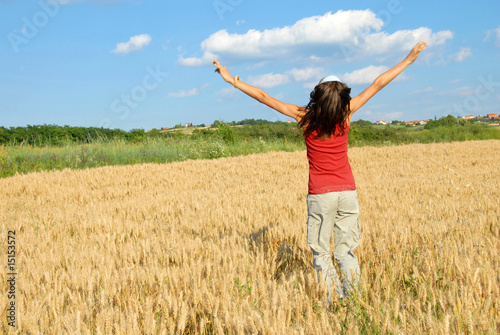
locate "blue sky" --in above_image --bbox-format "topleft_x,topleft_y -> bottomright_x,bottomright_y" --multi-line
1,0 -> 499,130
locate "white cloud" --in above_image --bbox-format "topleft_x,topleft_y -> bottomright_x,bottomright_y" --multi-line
179,10 -> 453,66
449,47 -> 472,62
243,67 -> 324,89
248,73 -> 290,88
410,86 -> 434,95
437,86 -> 474,97
167,88 -> 200,98
216,87 -> 238,102
239,64 -> 399,89
383,112 -> 404,119
485,26 -> 500,47
167,84 -> 209,98
203,10 -> 382,57
112,34 -> 152,54
361,27 -> 453,57
309,55 -> 325,62
178,51 -> 216,67
181,10 -> 381,63
244,61 -> 270,71
287,67 -> 324,82
341,65 -> 389,85
303,81 -> 318,89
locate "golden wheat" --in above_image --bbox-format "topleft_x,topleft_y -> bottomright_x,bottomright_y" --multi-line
0,140 -> 499,334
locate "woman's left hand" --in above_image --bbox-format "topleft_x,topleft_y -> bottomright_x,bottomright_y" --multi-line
212,59 -> 234,83
405,41 -> 429,64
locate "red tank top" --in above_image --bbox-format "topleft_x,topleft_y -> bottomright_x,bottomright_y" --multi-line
305,123 -> 356,195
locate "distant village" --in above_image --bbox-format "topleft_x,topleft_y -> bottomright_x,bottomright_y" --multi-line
374,113 -> 499,126
155,113 -> 499,130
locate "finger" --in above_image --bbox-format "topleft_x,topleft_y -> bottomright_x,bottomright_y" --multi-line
212,59 -> 221,73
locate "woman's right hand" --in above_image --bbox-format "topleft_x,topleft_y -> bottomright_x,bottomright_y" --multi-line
405,41 -> 429,64
212,59 -> 234,84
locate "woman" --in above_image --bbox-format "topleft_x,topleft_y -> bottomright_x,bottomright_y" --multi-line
213,41 -> 428,305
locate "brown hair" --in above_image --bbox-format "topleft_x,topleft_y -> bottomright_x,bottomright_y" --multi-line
299,81 -> 352,139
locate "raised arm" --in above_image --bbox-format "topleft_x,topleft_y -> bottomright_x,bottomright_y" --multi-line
212,59 -> 305,122
350,41 -> 429,114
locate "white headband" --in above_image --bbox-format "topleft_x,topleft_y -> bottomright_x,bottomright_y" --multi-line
319,75 -> 342,84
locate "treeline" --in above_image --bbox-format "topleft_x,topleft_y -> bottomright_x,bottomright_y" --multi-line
424,114 -> 473,129
349,115 -> 499,145
1,116 -> 498,178
0,124 -> 149,146
0,121 -> 303,147
1,115 -> 498,148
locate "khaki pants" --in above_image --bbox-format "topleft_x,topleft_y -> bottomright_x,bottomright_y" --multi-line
306,190 -> 361,304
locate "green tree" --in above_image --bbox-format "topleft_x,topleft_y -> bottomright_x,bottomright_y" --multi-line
217,121 -> 235,144
0,126 -> 8,144
351,119 -> 374,127
127,129 -> 145,142
440,115 -> 457,127
424,120 -> 440,130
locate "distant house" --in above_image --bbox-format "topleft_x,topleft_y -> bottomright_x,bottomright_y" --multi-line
476,115 -> 483,119
185,123 -> 193,127
376,120 -> 387,125
162,127 -> 169,130
286,120 -> 298,123
419,120 -> 428,125
464,115 -> 474,119
407,120 -> 419,125
487,113 -> 499,119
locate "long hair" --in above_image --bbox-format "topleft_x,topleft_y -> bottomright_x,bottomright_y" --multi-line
299,81 -> 352,139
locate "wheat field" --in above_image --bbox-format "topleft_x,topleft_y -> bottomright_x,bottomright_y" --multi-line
1,140 -> 499,334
